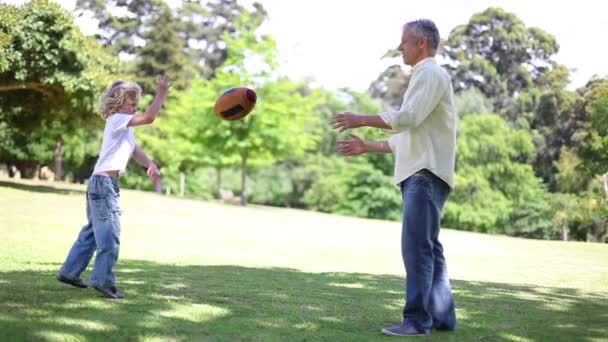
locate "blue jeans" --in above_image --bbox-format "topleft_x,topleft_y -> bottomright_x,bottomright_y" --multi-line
58,175 -> 122,288
400,169 -> 456,331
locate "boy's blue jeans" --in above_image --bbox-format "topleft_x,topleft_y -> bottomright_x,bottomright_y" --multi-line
58,175 -> 122,288
400,169 -> 456,331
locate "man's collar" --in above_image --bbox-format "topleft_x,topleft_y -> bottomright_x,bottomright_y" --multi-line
412,57 -> 436,72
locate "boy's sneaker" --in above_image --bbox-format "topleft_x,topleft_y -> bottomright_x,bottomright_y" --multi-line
93,285 -> 125,299
433,322 -> 456,331
381,319 -> 430,336
56,274 -> 88,288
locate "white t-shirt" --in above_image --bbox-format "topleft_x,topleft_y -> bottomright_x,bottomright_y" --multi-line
93,113 -> 136,176
379,57 -> 458,188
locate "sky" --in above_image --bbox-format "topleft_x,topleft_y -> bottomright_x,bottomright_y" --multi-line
3,0 -> 607,91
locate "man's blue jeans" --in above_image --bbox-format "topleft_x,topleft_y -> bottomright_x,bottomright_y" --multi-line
58,175 -> 122,288
400,169 -> 456,331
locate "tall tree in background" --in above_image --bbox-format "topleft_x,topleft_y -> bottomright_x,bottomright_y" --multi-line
572,77 -> 608,178
135,2 -> 189,92
76,0 -> 190,92
439,7 -> 578,188
441,7 -> 564,109
368,65 -> 410,110
177,0 -> 268,78
75,0 -> 166,56
454,87 -> 495,117
76,0 -> 268,82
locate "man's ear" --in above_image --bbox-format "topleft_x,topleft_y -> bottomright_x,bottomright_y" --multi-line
419,36 -> 428,49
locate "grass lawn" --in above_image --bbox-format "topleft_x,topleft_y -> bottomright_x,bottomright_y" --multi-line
1,178 -> 607,341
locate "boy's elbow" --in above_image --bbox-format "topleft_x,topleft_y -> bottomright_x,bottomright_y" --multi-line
141,114 -> 155,124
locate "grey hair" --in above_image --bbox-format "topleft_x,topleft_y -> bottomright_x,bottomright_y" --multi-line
404,19 -> 440,56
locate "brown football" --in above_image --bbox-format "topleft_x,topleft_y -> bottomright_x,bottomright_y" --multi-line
214,87 -> 257,120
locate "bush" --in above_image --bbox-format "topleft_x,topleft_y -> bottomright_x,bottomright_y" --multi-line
341,166 -> 401,220
443,114 -> 555,236
291,155 -> 401,221
248,164 -> 293,207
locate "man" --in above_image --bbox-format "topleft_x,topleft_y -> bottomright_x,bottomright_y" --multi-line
331,19 -> 457,336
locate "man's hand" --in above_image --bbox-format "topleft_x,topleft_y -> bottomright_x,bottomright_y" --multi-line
331,112 -> 363,132
146,162 -> 161,184
337,134 -> 367,156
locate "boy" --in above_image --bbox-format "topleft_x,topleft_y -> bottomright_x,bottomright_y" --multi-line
56,75 -> 170,299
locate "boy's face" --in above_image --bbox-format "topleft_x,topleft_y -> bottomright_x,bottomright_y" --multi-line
118,96 -> 138,114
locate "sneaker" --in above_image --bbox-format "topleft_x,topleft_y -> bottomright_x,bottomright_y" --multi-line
93,285 -> 125,299
433,322 -> 456,331
56,274 -> 88,288
381,319 -> 430,336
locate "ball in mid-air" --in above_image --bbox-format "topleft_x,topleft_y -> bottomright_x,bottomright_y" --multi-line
214,87 -> 257,120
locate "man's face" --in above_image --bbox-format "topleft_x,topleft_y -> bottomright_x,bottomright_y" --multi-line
398,26 -> 424,66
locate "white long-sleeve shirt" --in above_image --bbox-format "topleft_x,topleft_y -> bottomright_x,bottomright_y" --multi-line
379,57 -> 457,188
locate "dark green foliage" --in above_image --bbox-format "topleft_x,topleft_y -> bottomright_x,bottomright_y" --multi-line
0,0 -> 117,179
443,114 -> 554,235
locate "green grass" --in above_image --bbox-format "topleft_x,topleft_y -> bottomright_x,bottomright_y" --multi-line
1,178 -> 607,341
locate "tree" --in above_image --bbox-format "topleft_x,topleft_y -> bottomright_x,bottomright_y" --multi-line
454,87 -> 495,117
553,147 -> 587,194
368,65 -> 410,110
0,0 -> 117,178
141,18 -> 322,204
444,114 -> 553,237
439,8 -> 580,190
554,177 -> 608,243
135,2 -> 190,92
573,77 -> 608,177
173,77 -> 321,205
528,86 -> 577,188
177,0 -> 268,78
76,0 -> 268,79
75,0 -> 167,56
577,178 -> 608,242
441,7 -> 564,110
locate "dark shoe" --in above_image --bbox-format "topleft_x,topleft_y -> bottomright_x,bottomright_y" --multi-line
56,274 -> 88,288
382,319 -> 430,336
93,286 -> 125,299
433,323 -> 456,331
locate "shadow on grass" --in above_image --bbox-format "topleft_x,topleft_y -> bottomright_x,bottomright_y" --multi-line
0,260 -> 606,341
0,180 -> 85,195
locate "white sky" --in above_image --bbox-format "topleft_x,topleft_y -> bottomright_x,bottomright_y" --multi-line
3,0 -> 607,91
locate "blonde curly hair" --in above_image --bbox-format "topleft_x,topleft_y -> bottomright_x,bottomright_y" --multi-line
98,80 -> 142,119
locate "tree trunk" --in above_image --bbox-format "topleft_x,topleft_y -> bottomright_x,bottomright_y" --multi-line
602,172 -> 608,200
216,167 -> 222,195
179,172 -> 186,196
594,218 -> 608,243
240,152 -> 248,206
7,164 -> 15,178
54,137 -> 63,181
561,223 -> 569,241
15,161 -> 36,179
